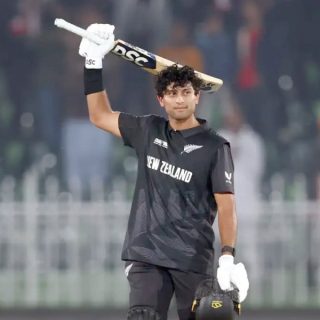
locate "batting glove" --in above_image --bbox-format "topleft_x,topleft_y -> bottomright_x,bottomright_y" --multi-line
230,262 -> 249,303
79,23 -> 115,69
217,255 -> 249,303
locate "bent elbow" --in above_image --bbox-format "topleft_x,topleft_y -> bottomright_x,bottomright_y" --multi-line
89,113 -> 101,127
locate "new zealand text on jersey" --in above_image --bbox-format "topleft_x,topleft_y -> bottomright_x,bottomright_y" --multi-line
146,155 -> 193,183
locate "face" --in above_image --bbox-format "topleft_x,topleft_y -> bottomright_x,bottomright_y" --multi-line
157,83 -> 200,121
225,111 -> 243,132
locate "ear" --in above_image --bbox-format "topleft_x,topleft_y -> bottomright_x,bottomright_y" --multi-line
195,92 -> 200,105
157,96 -> 165,107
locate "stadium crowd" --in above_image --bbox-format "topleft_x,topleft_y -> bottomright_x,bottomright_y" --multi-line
0,0 -> 320,200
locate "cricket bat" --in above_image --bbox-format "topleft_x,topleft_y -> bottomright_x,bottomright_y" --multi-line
54,18 -> 223,92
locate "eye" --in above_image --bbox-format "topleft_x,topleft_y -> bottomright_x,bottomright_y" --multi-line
167,90 -> 177,96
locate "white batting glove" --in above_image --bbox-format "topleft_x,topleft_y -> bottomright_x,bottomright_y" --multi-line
217,255 -> 249,303
217,255 -> 235,291
230,262 -> 249,303
79,23 -> 115,69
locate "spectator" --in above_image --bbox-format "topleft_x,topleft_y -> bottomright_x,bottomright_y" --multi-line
218,99 -> 265,214
59,4 -> 113,199
218,98 -> 265,292
169,0 -> 212,28
195,11 -> 235,84
113,0 -> 171,49
311,103 -> 320,200
156,19 -> 204,72
234,0 -> 276,142
0,0 -> 38,180
195,10 -> 235,127
111,0 -> 171,115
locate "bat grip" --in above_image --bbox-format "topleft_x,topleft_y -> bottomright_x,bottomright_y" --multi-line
54,18 -> 104,45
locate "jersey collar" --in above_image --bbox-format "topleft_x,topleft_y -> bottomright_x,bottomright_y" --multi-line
168,118 -> 208,138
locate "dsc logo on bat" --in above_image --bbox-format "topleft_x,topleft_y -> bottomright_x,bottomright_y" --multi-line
112,42 -> 156,69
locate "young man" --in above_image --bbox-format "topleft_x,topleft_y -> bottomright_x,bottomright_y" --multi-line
78,24 -> 249,320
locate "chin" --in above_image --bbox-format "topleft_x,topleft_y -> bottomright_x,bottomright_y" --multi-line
170,110 -> 189,119
170,113 -> 188,121
178,116 -> 190,121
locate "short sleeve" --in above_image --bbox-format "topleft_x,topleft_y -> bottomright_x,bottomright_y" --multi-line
211,143 -> 234,194
118,113 -> 151,150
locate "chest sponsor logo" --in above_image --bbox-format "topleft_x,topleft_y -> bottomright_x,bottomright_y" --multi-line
225,171 -> 232,184
181,144 -> 203,154
147,155 -> 193,183
153,138 -> 168,149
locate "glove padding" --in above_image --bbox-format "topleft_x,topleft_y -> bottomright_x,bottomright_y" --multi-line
79,23 -> 115,69
217,255 -> 249,303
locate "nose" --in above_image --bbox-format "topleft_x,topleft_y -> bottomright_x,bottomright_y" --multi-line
176,94 -> 184,103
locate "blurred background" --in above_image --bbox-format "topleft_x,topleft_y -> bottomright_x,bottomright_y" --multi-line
0,0 -> 320,319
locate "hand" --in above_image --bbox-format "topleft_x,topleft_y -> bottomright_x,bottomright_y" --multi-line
79,23 -> 115,69
217,255 -> 234,290
230,262 -> 249,303
217,255 -> 249,303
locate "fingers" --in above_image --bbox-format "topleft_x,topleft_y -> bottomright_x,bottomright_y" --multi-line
216,257 -> 250,303
230,263 -> 249,303
78,23 -> 115,68
217,255 -> 234,291
101,33 -> 115,54
99,24 -> 115,39
79,38 -> 90,57
217,266 -> 232,290
87,23 -> 115,41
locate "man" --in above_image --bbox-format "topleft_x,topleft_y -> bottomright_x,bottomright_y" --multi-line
218,102 -> 264,303
78,24 -> 249,320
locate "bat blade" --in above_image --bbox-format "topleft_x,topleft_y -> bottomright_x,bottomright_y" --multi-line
54,18 -> 223,92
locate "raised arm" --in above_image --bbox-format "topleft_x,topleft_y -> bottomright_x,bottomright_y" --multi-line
86,84 -> 121,137
79,24 -> 121,137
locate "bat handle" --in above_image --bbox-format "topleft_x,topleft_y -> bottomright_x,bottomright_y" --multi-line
54,18 -> 104,45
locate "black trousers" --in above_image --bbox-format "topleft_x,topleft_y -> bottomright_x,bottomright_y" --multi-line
125,261 -> 210,320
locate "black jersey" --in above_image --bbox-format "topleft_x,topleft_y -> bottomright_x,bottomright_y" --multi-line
118,113 -> 234,274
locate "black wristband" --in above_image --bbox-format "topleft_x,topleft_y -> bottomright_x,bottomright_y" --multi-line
221,245 -> 236,257
83,68 -> 103,95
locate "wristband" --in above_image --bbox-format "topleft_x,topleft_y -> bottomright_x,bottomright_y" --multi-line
221,245 -> 236,257
83,68 -> 103,95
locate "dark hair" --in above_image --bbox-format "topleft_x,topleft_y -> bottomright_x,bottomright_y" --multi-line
155,64 -> 203,97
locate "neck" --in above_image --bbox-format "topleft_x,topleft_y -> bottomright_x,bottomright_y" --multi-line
169,116 -> 200,131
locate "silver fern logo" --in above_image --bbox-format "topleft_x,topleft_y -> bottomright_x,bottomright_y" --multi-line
181,144 -> 203,154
